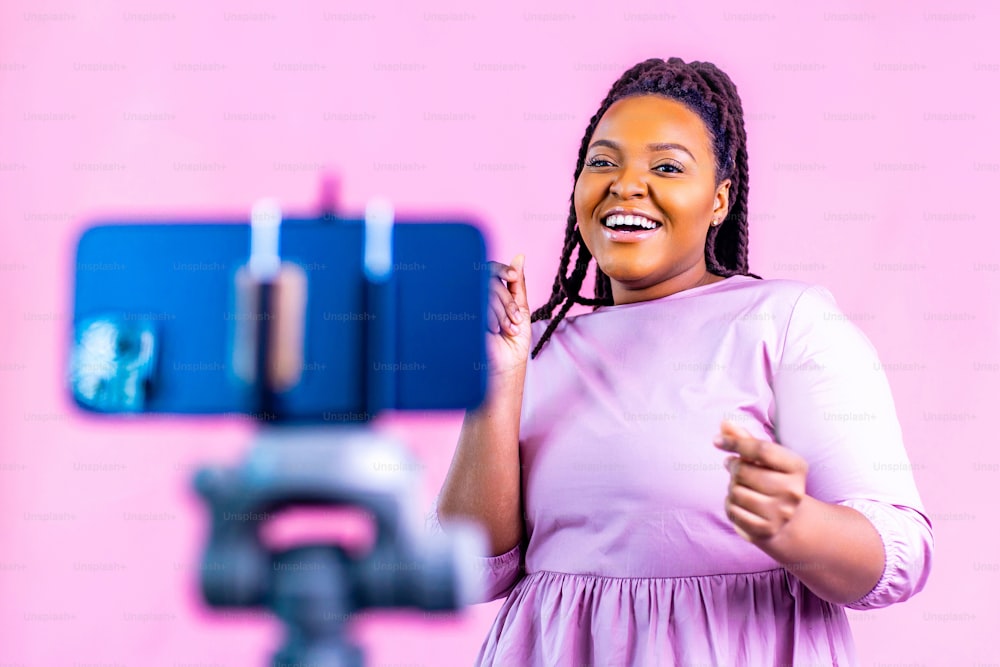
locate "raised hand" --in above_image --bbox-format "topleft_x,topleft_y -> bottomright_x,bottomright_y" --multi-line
713,420 -> 809,547
484,254 -> 532,378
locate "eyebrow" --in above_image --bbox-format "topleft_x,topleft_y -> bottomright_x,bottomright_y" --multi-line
588,139 -> 696,161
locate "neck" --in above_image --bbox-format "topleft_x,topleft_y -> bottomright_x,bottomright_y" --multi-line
610,267 -> 723,306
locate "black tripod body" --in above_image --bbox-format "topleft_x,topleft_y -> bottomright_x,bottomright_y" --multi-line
194,425 -> 485,667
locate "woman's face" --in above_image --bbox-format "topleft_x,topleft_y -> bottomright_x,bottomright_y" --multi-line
574,94 -> 732,305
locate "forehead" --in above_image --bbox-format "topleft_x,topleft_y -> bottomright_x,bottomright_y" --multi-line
590,94 -> 713,156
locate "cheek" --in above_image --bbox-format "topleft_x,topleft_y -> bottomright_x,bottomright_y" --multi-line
667,186 -> 716,217
572,187 -> 596,250
573,174 -> 601,215
572,181 -> 585,217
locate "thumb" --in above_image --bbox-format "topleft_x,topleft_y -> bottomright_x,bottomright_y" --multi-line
720,419 -> 751,438
507,253 -> 529,311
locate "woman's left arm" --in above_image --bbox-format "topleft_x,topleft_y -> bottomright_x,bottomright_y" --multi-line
717,284 -> 934,608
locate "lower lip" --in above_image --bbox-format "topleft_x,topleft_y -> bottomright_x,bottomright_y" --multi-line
601,224 -> 662,243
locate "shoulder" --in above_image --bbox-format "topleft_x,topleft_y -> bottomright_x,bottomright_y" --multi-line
725,278 -> 853,362
729,275 -> 834,303
735,275 -> 849,319
701,276 -> 841,325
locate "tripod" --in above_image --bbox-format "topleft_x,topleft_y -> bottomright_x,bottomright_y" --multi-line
193,424 -> 482,666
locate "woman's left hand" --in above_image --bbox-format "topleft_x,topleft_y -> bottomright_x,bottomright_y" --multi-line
713,420 -> 810,547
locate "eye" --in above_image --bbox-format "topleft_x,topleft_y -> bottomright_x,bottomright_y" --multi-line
585,158 -> 613,168
655,161 -> 683,173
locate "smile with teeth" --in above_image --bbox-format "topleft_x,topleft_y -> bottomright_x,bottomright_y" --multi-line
602,214 -> 662,231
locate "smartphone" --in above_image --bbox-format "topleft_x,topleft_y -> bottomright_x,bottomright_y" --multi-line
70,215 -> 489,420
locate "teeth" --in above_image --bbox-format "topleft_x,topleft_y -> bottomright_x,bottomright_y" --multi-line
604,214 -> 659,229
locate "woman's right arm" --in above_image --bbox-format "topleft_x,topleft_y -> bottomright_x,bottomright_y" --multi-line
436,368 -> 526,556
435,254 -> 532,558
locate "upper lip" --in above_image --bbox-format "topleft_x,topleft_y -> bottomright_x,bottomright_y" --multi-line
600,208 -> 662,225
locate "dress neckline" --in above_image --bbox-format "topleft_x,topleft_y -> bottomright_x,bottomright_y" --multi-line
590,274 -> 751,313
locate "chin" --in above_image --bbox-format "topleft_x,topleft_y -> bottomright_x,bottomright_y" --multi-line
598,264 -> 661,286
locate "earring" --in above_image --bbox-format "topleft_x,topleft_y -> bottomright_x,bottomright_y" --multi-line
710,219 -> 720,226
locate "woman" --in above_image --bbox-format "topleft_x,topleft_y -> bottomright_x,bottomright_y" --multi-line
432,57 -> 932,666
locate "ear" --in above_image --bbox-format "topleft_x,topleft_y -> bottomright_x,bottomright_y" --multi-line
713,179 -> 732,221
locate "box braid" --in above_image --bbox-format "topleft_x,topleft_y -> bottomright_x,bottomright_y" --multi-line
529,57 -> 763,359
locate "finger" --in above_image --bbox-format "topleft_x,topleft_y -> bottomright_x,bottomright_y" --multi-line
486,300 -> 499,333
726,457 -> 796,497
506,254 -> 529,313
488,260 -> 519,289
718,419 -> 752,437
726,504 -> 773,542
486,300 -> 505,334
487,260 -> 512,279
488,298 -> 518,336
488,283 -> 519,335
502,288 -> 522,323
728,482 -> 778,524
724,499 -> 757,540
716,423 -> 804,474
488,261 -> 518,291
714,421 -> 766,460
725,502 -> 772,542
488,260 -> 525,324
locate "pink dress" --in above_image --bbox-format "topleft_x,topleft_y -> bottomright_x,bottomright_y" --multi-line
428,275 -> 933,666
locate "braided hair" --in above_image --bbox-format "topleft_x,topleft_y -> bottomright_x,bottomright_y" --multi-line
529,57 -> 763,359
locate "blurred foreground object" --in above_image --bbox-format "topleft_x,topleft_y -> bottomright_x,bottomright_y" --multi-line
67,190 -> 492,665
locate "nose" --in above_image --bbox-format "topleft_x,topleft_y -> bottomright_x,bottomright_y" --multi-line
608,162 -> 648,198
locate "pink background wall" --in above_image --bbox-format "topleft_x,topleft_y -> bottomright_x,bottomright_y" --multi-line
2,0 -> 998,664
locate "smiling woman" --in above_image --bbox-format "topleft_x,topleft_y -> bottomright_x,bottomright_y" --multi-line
432,56 -> 932,667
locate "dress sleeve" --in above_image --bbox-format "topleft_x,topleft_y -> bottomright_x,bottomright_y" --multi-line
771,285 -> 934,609
424,498 -> 524,603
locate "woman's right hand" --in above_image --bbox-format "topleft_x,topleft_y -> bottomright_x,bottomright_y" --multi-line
485,254 -> 531,378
